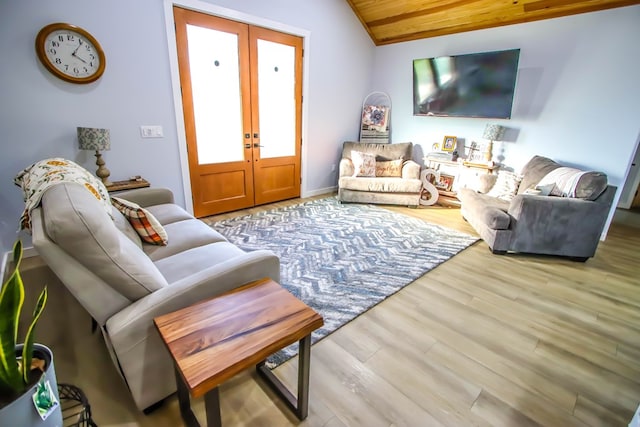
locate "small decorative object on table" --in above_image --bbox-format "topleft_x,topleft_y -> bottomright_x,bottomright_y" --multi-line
442,136 -> 457,152
77,127 -> 112,186
482,124 -> 506,163
435,173 -> 455,191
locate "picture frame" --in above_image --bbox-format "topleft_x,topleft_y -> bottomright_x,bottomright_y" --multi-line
442,136 -> 457,152
467,141 -> 488,163
435,173 -> 455,191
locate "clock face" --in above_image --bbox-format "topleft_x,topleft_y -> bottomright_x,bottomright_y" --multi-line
36,23 -> 106,84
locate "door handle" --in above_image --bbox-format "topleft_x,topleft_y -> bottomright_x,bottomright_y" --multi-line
253,143 -> 264,148
253,133 -> 259,138
244,143 -> 251,149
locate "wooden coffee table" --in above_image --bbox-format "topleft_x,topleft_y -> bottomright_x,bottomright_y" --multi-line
154,278 -> 323,427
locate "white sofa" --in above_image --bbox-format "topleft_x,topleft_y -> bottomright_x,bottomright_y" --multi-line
337,141 -> 422,207
31,183 -> 279,411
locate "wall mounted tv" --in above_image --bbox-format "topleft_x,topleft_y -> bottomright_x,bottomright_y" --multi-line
413,48 -> 520,119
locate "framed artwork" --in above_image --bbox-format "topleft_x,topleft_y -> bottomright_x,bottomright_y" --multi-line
467,141 -> 487,163
442,136 -> 457,152
435,173 -> 455,191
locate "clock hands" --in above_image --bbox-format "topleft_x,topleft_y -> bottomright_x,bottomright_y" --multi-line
72,51 -> 87,64
71,40 -> 88,64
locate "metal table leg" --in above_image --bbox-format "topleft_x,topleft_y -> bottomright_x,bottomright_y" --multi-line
256,334 -> 312,420
175,366 -> 222,427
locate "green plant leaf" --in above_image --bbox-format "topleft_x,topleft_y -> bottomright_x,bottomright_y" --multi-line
0,240 -> 25,392
20,286 -> 47,384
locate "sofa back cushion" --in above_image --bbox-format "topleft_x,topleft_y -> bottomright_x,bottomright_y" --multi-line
42,183 -> 168,301
518,155 -> 608,200
342,141 -> 413,162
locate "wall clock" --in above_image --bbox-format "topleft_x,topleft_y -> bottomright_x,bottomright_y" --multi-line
35,23 -> 106,84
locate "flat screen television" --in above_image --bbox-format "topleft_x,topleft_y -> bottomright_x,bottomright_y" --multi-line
413,48 -> 520,119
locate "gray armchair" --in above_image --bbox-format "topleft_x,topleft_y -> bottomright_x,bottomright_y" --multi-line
338,141 -> 422,206
31,183 -> 279,411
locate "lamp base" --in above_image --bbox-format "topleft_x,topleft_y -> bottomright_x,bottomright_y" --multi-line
484,140 -> 493,163
95,150 -> 112,187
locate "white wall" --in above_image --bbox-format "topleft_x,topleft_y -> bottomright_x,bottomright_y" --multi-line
0,0 -> 374,253
371,6 -> 640,202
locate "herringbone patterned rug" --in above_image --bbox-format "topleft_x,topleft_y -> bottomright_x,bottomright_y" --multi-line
212,197 -> 478,366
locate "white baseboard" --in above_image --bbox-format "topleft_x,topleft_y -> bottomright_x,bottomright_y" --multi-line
302,186 -> 337,198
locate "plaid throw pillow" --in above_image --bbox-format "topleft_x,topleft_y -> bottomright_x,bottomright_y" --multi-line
111,197 -> 168,246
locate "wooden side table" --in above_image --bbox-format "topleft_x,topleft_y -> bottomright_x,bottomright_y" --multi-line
154,278 -> 324,427
105,178 -> 150,193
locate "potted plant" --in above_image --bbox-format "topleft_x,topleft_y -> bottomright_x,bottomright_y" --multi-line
0,240 -> 62,426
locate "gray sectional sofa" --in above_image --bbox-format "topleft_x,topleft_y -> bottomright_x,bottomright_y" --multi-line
457,155 -> 617,261
31,183 -> 280,411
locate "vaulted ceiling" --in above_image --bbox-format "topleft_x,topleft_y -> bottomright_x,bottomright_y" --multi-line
346,0 -> 640,45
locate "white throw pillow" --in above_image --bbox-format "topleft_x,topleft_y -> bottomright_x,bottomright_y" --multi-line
351,150 -> 376,177
486,170 -> 523,201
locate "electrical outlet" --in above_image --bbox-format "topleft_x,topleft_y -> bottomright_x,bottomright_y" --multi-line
140,125 -> 164,138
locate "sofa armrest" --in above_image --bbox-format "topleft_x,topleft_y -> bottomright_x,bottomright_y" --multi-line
105,249 -> 280,347
507,194 -> 610,257
402,160 -> 421,180
339,158 -> 354,178
113,187 -> 175,207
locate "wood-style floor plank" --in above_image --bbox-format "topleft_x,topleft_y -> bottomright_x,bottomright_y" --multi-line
22,195 -> 640,426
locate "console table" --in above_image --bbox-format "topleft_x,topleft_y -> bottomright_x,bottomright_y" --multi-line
105,177 -> 150,193
424,157 -> 496,206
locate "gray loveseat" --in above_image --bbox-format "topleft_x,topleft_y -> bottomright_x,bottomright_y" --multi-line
457,155 -> 617,261
338,141 -> 422,206
31,183 -> 280,411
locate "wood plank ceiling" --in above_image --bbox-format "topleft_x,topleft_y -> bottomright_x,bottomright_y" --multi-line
346,0 -> 640,45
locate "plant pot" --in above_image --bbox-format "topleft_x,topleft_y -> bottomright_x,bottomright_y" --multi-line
0,343 -> 63,427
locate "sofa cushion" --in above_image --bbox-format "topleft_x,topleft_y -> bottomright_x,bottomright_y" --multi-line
144,218 -> 228,262
342,141 -> 413,162
144,203 -> 193,226
338,176 -> 422,193
42,183 -> 168,301
376,159 -> 403,177
458,188 -> 511,230
153,241 -> 246,284
518,156 -> 562,195
537,167 -> 608,200
518,155 -> 608,200
111,206 -> 142,249
486,170 -> 523,201
351,150 -> 376,177
111,197 -> 168,246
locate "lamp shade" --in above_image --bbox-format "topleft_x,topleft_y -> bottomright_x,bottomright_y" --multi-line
77,127 -> 110,151
482,124 -> 505,141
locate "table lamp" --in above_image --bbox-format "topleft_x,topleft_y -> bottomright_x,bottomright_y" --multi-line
77,127 -> 112,186
482,124 -> 505,163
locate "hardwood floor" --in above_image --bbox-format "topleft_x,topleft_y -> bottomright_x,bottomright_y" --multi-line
22,195 -> 640,426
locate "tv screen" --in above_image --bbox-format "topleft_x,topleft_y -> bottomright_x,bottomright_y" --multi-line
413,49 -> 520,119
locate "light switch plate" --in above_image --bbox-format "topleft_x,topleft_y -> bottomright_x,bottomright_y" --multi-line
140,125 -> 164,138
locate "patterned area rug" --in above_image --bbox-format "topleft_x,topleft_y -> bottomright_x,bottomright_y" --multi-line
212,197 -> 478,367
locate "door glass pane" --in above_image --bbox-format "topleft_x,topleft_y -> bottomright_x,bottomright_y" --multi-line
257,39 -> 295,159
187,24 -> 243,164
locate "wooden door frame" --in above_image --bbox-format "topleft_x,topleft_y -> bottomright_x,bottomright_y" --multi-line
163,0 -> 311,215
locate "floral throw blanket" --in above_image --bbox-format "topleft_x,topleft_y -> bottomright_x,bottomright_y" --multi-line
14,158 -> 112,231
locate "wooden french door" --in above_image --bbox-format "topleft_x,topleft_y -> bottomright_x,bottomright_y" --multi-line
174,7 -> 303,217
